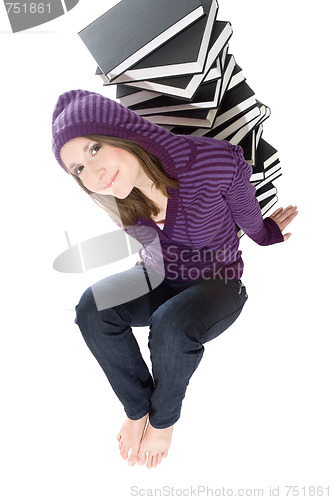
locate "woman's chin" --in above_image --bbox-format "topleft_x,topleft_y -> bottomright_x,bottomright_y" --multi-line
94,184 -> 131,199
94,188 -> 114,196
113,185 -> 134,199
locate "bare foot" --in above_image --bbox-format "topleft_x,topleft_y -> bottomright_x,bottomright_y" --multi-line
137,421 -> 173,469
117,413 -> 148,466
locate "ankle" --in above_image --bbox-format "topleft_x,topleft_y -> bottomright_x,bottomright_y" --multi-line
148,421 -> 174,432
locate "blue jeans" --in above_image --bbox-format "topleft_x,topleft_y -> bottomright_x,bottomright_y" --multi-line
75,263 -> 248,429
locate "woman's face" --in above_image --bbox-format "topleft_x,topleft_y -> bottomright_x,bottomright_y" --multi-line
60,137 -> 150,198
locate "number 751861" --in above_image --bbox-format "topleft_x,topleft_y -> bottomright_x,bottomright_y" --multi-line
5,3 -> 51,14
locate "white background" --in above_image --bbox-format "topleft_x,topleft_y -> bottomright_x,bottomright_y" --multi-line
1,0 -> 332,498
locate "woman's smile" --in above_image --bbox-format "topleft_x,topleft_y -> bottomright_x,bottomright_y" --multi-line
105,170 -> 119,189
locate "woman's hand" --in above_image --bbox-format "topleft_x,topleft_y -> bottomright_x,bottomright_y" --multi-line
269,205 -> 298,241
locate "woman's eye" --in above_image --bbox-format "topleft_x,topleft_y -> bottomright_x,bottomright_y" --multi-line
91,144 -> 100,156
75,165 -> 84,176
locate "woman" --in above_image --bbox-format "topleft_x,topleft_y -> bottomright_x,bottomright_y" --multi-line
52,89 -> 297,469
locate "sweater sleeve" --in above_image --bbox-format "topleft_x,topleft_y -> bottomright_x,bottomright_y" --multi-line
224,144 -> 284,246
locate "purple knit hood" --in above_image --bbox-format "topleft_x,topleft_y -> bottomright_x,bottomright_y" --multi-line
52,89 -> 195,174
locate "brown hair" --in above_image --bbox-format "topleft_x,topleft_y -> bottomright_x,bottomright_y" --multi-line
66,134 -> 179,227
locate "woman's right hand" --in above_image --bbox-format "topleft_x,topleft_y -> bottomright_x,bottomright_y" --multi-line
269,205 -> 298,241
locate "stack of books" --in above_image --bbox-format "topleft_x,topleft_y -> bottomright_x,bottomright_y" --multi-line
78,0 -> 281,237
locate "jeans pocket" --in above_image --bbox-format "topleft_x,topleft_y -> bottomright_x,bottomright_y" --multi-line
230,278 -> 248,304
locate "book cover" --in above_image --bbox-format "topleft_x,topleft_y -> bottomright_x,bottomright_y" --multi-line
112,0 -> 218,83
116,21 -> 232,99
79,0 -> 204,82
261,139 -> 280,171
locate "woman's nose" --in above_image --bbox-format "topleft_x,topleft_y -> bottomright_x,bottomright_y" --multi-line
97,166 -> 107,182
86,166 -> 107,191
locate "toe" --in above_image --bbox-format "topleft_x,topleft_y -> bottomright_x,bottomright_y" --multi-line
118,438 -> 123,451
146,453 -> 153,469
128,449 -> 138,466
120,442 -> 129,460
151,454 -> 158,468
138,449 -> 147,466
146,453 -> 151,469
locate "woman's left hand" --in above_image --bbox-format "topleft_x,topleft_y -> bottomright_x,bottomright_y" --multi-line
269,205 -> 298,241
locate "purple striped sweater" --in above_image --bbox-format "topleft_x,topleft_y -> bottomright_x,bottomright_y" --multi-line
52,90 -> 284,281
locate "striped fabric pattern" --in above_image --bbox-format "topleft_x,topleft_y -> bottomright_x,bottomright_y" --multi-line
52,89 -> 194,173
135,136 -> 284,281
52,89 -> 284,281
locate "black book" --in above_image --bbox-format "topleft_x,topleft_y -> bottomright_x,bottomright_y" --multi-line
228,62 -> 245,89
261,139 -> 280,173
170,101 -> 270,144
168,105 -> 257,137
115,21 -> 232,99
239,130 -> 257,166
116,86 -> 159,108
79,0 -> 204,83
249,137 -> 280,183
145,106 -> 219,128
225,102 -> 271,145
213,79 -> 256,130
113,0 -> 218,83
255,123 -> 264,148
240,129 -> 265,182
264,159 -> 281,179
220,40 -> 228,68
254,174 -> 282,197
258,165 -> 282,185
215,53 -> 236,106
115,56 -> 223,104
125,78 -> 223,115
213,105 -> 262,141
251,144 -> 281,186
240,127 -> 283,183
259,193 -> 278,215
169,79 -> 257,137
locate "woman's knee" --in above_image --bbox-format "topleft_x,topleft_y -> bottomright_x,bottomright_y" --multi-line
149,303 -> 200,349
75,286 -> 98,328
75,284 -> 130,340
